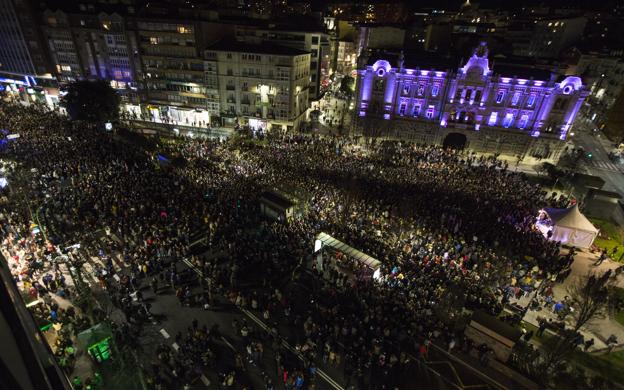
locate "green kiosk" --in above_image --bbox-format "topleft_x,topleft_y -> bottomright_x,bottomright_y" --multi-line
77,323 -> 113,363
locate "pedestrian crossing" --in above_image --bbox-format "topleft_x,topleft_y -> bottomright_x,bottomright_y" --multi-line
49,230 -> 130,290
585,159 -> 623,173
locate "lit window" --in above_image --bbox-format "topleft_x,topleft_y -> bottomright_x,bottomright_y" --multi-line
431,85 -> 439,97
150,37 -> 158,45
399,102 -> 407,116
425,106 -> 435,119
511,92 -> 520,106
413,104 -> 421,117
496,91 -> 505,103
418,85 -> 425,96
178,26 -> 190,34
527,94 -> 536,107
518,114 -> 529,129
503,113 -> 514,128
488,112 -> 498,126
402,85 -> 410,95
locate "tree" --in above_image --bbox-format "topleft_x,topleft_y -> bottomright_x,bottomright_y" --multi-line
339,75 -> 355,97
62,80 -> 120,123
567,271 -> 611,331
540,270 -> 613,373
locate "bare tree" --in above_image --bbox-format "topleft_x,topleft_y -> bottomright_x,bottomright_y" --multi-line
567,271 -> 611,332
540,270 -> 613,374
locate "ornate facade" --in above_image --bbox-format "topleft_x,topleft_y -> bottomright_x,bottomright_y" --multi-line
355,43 -> 588,161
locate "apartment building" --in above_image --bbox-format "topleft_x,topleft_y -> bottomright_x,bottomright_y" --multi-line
0,0 -> 51,76
41,9 -> 139,103
205,41 -> 310,132
235,23 -> 331,99
336,40 -> 357,75
136,19 -> 211,125
573,51 -> 624,134
510,16 -> 587,59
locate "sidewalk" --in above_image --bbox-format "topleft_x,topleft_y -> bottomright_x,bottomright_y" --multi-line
521,248 -> 624,351
127,119 -> 234,139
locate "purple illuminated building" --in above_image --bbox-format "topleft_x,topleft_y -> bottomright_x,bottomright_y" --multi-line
355,43 -> 588,161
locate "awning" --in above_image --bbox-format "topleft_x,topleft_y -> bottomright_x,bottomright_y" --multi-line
315,232 -> 381,270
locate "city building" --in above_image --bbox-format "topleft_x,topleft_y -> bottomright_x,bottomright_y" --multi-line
573,51 -> 624,137
41,9 -> 139,105
355,43 -> 588,162
236,23 -> 333,99
235,22 -> 331,99
0,0 -> 51,76
335,40 -> 357,75
512,16 -> 587,59
134,17 -> 215,126
356,25 -> 406,52
204,40 -> 310,132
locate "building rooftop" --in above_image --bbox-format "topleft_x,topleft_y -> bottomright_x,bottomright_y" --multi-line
223,16 -> 327,34
366,51 -> 459,71
366,50 -> 561,81
492,64 -> 553,81
206,40 -> 310,56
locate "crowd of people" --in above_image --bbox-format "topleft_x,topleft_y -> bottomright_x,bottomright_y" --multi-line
0,100 -> 576,389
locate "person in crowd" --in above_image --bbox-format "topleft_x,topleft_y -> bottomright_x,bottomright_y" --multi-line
0,101 -> 576,389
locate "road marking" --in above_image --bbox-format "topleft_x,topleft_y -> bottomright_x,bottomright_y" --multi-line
160,328 -> 170,339
429,343 -> 508,390
182,260 -> 344,390
220,336 -> 236,351
200,375 -> 211,387
241,308 -> 344,390
171,342 -> 180,351
26,299 -> 42,308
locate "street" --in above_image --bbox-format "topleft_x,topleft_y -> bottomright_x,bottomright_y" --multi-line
570,116 -> 624,194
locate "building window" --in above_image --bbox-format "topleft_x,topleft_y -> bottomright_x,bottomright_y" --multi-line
418,85 -> 425,96
311,36 -> 319,44
511,92 -> 521,106
402,85 -> 410,95
425,106 -> 435,119
399,102 -> 407,116
488,112 -> 498,126
374,79 -> 385,92
527,94 -> 536,107
413,104 -> 421,117
554,98 -> 568,111
503,113 -> 513,128
474,90 -> 482,102
518,114 -> 529,129
431,85 -> 439,97
149,37 -> 158,45
496,90 -> 505,104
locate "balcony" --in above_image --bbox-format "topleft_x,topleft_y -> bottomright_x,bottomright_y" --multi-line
225,85 -> 235,91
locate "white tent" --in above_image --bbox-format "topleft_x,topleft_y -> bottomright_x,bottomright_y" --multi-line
542,205 -> 599,248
